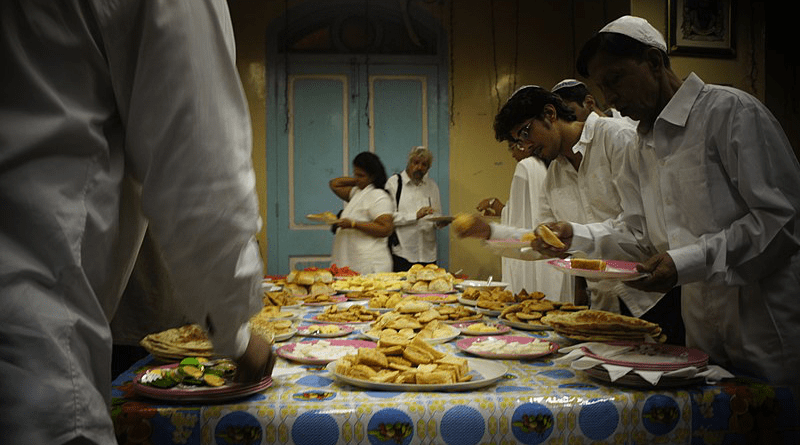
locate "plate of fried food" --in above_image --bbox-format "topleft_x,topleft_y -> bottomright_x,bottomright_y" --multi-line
250,316 -> 296,342
327,336 -> 509,391
306,211 -> 340,224
134,358 -> 273,403
547,258 -> 647,281
362,316 -> 461,345
261,290 -> 303,309
296,324 -> 354,338
403,293 -> 459,304
451,321 -> 511,336
311,304 -> 381,325
277,339 -> 376,365
542,309 -> 666,343
456,336 -> 559,360
301,294 -> 347,306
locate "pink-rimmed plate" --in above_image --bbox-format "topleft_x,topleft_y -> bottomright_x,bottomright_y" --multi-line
580,342 -> 708,371
456,336 -> 559,360
296,324 -> 355,338
309,314 -> 376,325
452,321 -> 511,336
302,295 -> 348,306
276,339 -> 376,365
547,259 -> 647,281
133,364 -> 272,403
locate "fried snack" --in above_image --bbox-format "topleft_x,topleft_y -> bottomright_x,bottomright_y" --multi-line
302,293 -> 339,304
520,231 -> 537,242
262,290 -> 302,307
535,224 -> 566,249
334,336 -> 471,384
367,291 -> 405,309
451,213 -> 476,235
366,311 -> 457,341
541,309 -> 665,342
316,304 -> 380,323
499,297 -> 566,327
569,258 -> 608,271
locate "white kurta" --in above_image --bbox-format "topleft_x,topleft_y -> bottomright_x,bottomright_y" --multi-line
571,73 -> 800,385
385,170 -> 441,263
331,184 -> 395,274
537,113 -> 663,316
0,1 -> 263,443
498,157 -> 567,300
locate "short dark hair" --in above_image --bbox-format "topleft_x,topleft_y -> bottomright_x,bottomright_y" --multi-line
353,151 -> 388,189
493,86 -> 577,142
552,83 -> 591,105
576,32 -> 671,78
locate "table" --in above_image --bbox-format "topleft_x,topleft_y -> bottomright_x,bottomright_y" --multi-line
111,306 -> 799,445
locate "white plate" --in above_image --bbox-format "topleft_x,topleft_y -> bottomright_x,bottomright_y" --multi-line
547,259 -> 647,281
456,280 -> 509,290
273,328 -> 297,342
482,240 -> 545,261
456,336 -> 559,360
457,296 -> 477,306
452,322 -> 511,336
498,317 -> 553,331
475,307 -> 502,317
361,324 -> 460,345
276,339 -> 376,365
309,314 -> 376,325
296,325 -> 355,338
326,358 -> 509,391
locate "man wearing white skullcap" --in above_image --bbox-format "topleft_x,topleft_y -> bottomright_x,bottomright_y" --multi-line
550,79 -> 607,122
534,15 -> 800,389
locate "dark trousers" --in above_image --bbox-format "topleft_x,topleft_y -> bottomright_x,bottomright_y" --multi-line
620,286 -> 685,346
391,254 -> 435,273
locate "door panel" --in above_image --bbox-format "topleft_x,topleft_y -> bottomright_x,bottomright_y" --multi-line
267,60 -> 447,274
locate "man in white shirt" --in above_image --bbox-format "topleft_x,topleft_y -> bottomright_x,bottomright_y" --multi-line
487,86 -> 683,343
0,1 -> 274,443
551,78 -> 639,128
385,146 -> 444,272
537,16 -> 800,386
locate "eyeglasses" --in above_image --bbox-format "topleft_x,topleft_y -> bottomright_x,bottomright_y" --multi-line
510,120 -> 533,149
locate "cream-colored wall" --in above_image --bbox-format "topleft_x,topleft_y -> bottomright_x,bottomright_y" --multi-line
230,0 -> 766,280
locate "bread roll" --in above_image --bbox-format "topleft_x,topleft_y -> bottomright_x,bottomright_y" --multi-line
295,270 -> 316,285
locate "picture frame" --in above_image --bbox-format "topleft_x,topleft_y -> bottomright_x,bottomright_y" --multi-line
668,0 -> 735,58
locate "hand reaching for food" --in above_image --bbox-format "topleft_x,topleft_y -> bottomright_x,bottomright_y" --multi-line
451,213 -> 491,239
476,197 -> 504,216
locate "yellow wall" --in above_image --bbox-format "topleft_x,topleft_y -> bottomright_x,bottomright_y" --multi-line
230,0 -> 769,280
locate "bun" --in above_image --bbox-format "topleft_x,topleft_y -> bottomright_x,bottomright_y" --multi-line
451,213 -> 475,235
535,225 -> 566,249
315,269 -> 334,283
428,277 -> 453,293
295,270 -> 316,285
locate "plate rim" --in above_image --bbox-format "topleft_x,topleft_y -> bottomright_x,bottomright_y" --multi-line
276,339 -> 376,364
455,336 -> 559,359
133,364 -> 273,402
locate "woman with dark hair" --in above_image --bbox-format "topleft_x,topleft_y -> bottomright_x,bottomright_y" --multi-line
329,151 -> 395,273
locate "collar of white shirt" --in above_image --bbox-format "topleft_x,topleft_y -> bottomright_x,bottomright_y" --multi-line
572,111 -> 600,156
657,72 -> 705,129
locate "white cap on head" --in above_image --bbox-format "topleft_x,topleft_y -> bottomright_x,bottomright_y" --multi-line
551,79 -> 585,93
506,85 -> 540,103
599,15 -> 667,53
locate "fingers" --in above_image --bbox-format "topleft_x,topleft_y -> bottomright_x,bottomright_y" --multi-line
234,334 -> 275,384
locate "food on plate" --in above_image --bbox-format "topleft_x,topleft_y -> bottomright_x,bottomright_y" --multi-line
395,300 -> 431,314
461,287 -> 545,311
499,297 -> 586,326
262,290 -> 302,307
315,304 -> 380,323
367,291 -> 406,309
302,293 -> 341,304
139,357 -> 238,389
288,340 -> 362,361
334,336 -> 471,384
282,268 -> 336,296
332,273 -> 406,292
451,213 -> 476,235
465,338 -> 552,355
139,324 -> 215,360
404,264 -> 455,293
307,211 -> 339,223
569,258 -> 608,271
250,316 -> 294,340
329,263 -> 359,277
541,309 -> 665,342
283,283 -> 309,296
535,224 -> 566,249
365,311 -> 457,342
461,322 -> 502,333
433,305 -> 482,322
303,324 -> 343,335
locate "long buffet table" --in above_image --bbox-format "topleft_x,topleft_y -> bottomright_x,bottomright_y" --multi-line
111,303 -> 799,445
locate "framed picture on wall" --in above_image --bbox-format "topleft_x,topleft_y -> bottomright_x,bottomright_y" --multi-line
668,0 -> 735,57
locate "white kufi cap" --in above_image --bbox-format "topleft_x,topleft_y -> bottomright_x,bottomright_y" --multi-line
551,79 -> 585,93
599,15 -> 667,53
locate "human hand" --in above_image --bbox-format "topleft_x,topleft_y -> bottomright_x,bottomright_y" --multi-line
234,333 -> 276,384
625,253 -> 678,293
333,218 -> 356,230
529,222 -> 572,258
453,214 -> 491,239
476,198 -> 504,216
416,206 -> 435,219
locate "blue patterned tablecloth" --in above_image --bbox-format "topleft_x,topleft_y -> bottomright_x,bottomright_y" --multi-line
112,310 -> 799,445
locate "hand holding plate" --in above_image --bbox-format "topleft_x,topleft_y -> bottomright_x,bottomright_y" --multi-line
625,252 -> 677,293
530,222 -> 572,257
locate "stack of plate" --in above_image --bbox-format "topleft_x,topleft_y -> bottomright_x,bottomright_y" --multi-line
579,342 -> 709,388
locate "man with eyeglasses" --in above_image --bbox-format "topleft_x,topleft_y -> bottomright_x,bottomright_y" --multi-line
458,85 -> 684,345
533,16 -> 800,388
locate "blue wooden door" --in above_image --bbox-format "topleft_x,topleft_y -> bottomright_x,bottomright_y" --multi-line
266,57 -> 448,274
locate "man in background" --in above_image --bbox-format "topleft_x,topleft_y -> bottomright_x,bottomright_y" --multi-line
385,146 -> 444,272
0,1 -> 274,443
